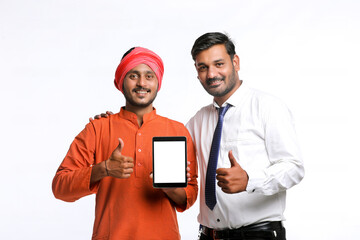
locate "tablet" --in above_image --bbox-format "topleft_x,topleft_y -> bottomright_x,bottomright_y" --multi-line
152,136 -> 187,188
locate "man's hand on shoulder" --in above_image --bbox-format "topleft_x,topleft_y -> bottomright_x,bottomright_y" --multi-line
89,111 -> 114,121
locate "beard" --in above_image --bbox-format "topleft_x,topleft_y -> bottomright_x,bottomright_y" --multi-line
123,86 -> 158,108
204,67 -> 237,97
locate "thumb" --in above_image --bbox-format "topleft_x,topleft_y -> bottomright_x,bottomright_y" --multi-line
115,138 -> 124,153
228,150 -> 238,168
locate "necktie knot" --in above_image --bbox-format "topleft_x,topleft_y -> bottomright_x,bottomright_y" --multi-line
218,104 -> 231,119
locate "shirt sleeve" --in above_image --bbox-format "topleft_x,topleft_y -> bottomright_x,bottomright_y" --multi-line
175,130 -> 198,212
246,98 -> 305,195
52,122 -> 99,202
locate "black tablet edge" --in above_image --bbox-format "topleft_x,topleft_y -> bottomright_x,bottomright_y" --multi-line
152,136 -> 188,188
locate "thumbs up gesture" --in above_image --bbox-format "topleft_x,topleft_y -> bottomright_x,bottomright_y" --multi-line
216,150 -> 249,193
106,138 -> 134,179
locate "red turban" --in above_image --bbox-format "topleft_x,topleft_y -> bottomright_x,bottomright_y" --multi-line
114,47 -> 164,93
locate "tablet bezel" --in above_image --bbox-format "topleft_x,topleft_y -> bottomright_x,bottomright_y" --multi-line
152,136 -> 187,188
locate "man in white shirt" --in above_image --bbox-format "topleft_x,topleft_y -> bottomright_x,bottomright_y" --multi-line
186,32 -> 304,240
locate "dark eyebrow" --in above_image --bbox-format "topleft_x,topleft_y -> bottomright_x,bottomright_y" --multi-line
126,70 -> 140,75
214,58 -> 225,63
196,58 -> 225,67
126,70 -> 155,75
196,62 -> 206,67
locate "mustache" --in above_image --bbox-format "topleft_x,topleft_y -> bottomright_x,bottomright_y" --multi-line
206,76 -> 225,84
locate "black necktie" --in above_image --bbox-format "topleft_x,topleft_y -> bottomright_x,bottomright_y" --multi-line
205,104 -> 231,210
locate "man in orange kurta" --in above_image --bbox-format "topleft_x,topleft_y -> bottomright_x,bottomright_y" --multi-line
52,47 -> 198,240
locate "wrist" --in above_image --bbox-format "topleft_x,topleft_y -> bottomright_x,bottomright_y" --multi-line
90,160 -> 109,187
104,160 -> 110,176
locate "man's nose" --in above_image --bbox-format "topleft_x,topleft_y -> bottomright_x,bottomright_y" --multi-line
137,75 -> 147,86
207,66 -> 217,79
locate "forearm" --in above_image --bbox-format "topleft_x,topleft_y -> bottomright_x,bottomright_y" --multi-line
164,178 -> 198,211
52,167 -> 96,202
90,160 -> 108,187
53,122 -> 100,202
246,158 -> 304,195
163,188 -> 187,207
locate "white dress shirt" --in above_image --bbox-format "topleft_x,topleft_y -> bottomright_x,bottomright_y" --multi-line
186,82 -> 304,230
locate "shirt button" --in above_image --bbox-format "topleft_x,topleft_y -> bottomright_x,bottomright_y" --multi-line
138,133 -> 142,136
217,219 -> 220,222
137,163 -> 142,166
138,149 -> 142,152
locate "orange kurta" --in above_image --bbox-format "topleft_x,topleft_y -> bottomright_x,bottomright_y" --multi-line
52,108 -> 198,240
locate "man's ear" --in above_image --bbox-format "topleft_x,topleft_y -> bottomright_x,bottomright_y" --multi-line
194,63 -> 200,80
233,54 -> 240,72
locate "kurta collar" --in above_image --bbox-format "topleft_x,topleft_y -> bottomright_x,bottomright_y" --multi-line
118,107 -> 158,126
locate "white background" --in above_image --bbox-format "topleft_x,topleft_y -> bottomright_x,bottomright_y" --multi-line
1,0 -> 359,239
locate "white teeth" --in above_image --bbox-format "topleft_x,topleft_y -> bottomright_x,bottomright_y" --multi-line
210,80 -> 221,85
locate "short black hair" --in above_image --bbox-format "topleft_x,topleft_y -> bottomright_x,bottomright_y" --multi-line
122,47 -> 136,60
191,32 -> 236,60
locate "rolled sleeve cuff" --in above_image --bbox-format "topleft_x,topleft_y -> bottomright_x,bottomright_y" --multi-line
175,184 -> 197,212
53,167 -> 98,202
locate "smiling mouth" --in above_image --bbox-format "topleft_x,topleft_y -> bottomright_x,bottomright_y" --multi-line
133,88 -> 151,94
207,77 -> 224,87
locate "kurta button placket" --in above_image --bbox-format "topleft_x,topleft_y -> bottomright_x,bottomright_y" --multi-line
135,130 -> 143,178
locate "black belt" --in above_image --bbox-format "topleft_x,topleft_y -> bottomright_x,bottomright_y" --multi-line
201,221 -> 283,239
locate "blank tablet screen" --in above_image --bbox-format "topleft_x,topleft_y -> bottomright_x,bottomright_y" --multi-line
152,136 -> 187,188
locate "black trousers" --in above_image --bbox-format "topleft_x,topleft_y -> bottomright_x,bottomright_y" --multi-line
198,222 -> 286,240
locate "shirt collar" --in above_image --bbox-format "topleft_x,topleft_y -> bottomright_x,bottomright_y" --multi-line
118,107 -> 158,126
212,80 -> 249,109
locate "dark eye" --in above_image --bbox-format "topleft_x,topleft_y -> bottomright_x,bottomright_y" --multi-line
198,66 -> 207,72
216,62 -> 224,67
129,74 -> 138,79
146,74 -> 154,79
